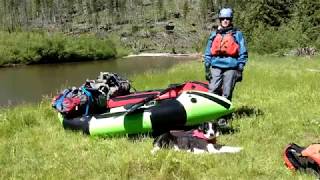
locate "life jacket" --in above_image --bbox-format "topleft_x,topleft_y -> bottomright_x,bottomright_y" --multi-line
210,31 -> 239,57
283,143 -> 320,176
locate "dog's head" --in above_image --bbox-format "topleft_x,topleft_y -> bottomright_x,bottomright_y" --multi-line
198,122 -> 219,140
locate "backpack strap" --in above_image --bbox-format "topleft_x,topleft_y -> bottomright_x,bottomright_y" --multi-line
81,87 -> 93,116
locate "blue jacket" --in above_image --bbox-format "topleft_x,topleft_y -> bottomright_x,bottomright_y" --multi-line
204,29 -> 248,70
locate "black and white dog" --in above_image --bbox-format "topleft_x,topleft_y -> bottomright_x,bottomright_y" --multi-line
151,122 -> 242,154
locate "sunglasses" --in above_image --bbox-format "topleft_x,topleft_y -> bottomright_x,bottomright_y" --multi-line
219,18 -> 232,21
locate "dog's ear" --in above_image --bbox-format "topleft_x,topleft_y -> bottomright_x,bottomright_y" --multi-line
212,122 -> 219,130
198,123 -> 204,131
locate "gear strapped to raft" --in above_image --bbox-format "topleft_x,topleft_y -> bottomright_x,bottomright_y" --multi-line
52,72 -> 131,118
52,75 -> 210,119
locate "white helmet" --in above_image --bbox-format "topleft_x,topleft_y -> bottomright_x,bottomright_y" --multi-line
219,8 -> 233,19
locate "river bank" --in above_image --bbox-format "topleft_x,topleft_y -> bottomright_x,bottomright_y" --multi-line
0,31 -> 129,67
0,31 -> 204,67
125,52 -> 202,58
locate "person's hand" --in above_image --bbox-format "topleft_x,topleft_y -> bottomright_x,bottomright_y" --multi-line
236,64 -> 244,82
205,63 -> 212,81
236,70 -> 242,82
238,63 -> 244,72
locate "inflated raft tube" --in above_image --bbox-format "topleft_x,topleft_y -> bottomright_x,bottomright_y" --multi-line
107,81 -> 209,108
59,90 -> 234,136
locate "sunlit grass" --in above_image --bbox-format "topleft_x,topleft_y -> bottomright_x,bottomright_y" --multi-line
1,55 -> 320,179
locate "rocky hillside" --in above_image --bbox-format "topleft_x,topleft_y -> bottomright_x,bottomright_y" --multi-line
1,0 -> 319,55
0,0 -> 222,54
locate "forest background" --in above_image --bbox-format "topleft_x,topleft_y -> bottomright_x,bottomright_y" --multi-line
1,1 -> 320,179
0,0 -> 319,64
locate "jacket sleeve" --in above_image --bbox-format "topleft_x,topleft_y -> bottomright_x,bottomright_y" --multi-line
235,31 -> 248,70
203,32 -> 216,67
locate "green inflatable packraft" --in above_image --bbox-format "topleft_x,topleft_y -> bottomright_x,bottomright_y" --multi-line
59,90 -> 234,136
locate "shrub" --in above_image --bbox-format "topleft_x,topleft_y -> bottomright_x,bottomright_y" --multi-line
0,31 -> 119,66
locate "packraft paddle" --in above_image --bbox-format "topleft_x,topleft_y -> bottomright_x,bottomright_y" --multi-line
125,83 -> 184,115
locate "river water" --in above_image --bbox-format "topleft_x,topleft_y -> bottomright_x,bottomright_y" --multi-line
0,56 -> 194,106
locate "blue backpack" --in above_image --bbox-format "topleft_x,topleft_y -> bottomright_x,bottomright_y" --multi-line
52,87 -> 94,118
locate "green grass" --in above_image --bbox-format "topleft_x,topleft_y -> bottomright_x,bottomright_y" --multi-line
0,31 -> 129,66
1,55 -> 320,179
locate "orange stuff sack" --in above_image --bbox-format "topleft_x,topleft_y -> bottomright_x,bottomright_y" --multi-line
283,143 -> 320,176
301,144 -> 320,165
211,32 -> 239,57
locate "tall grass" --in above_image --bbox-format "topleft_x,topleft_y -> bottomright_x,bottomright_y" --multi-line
1,55 -> 320,179
0,31 -> 128,66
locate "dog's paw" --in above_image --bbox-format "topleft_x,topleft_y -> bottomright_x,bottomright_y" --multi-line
193,148 -> 206,154
151,146 -> 160,155
217,146 -> 243,153
207,144 -> 243,154
233,147 -> 243,152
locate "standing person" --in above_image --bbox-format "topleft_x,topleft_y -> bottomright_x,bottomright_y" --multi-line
204,8 -> 248,125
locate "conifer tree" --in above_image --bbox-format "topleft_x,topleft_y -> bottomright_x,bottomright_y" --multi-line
182,0 -> 190,20
293,0 -> 320,38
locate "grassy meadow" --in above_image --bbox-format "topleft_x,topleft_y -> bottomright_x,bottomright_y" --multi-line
1,55 -> 320,179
